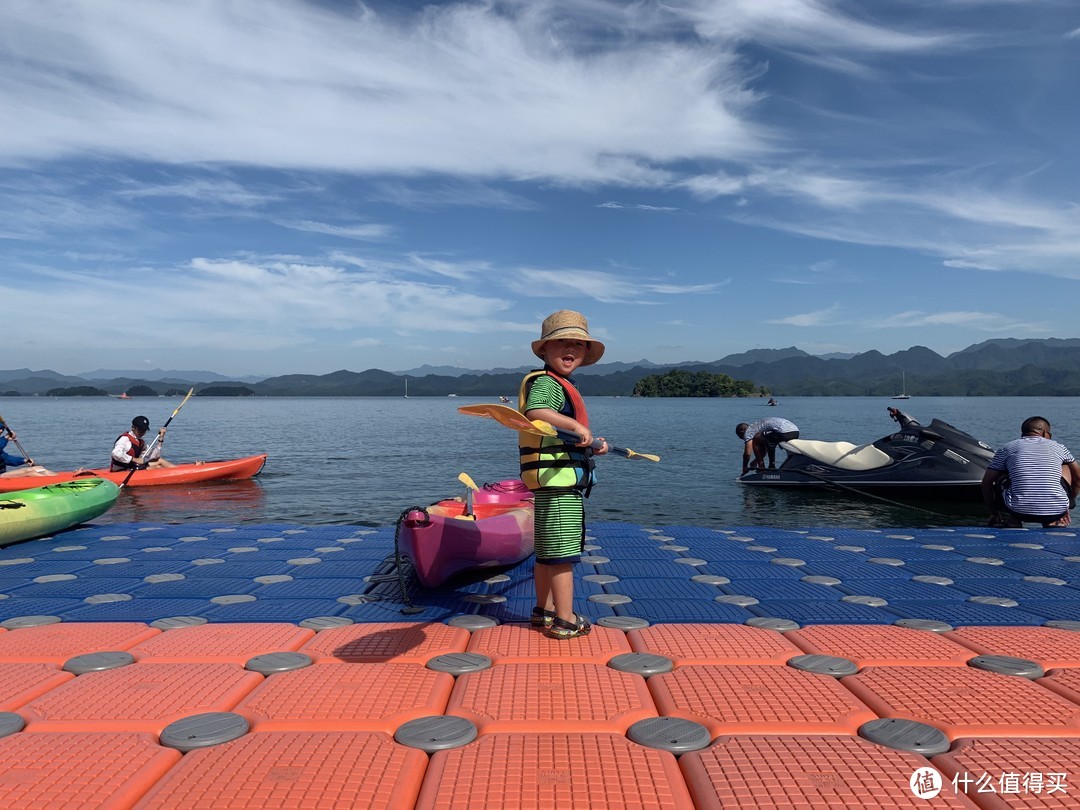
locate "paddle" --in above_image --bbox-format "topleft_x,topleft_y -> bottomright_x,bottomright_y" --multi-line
0,413 -> 35,465
457,403 -> 660,462
457,472 -> 479,518
120,388 -> 195,488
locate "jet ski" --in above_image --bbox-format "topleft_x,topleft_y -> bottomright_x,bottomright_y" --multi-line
738,407 -> 995,500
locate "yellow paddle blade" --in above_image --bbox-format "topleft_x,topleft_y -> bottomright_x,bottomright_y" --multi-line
458,472 -> 479,491
457,403 -> 558,436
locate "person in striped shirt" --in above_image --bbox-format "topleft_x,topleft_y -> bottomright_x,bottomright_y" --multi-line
982,416 -> 1080,528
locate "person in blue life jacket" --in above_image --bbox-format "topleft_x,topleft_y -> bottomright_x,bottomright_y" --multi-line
520,310 -> 609,640
110,415 -> 176,471
736,416 -> 800,474
982,416 -> 1080,528
0,421 -> 54,477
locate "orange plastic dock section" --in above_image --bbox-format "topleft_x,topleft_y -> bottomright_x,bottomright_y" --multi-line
0,520 -> 1078,807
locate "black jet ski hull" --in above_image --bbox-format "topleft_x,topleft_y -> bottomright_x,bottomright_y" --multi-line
739,467 -> 985,501
738,409 -> 994,501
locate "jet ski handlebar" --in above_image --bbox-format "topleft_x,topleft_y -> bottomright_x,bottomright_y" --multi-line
887,406 -> 920,428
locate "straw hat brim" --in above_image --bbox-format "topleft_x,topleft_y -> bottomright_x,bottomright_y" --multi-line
532,332 -> 605,366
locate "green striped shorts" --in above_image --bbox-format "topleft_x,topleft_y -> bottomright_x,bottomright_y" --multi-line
533,489 -> 585,564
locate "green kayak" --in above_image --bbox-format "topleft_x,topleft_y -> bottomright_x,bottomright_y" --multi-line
0,478 -> 120,547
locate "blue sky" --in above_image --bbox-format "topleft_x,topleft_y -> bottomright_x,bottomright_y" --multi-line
2,0 -> 1078,377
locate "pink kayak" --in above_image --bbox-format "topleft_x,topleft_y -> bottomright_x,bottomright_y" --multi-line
399,480 -> 534,587
0,454 -> 267,493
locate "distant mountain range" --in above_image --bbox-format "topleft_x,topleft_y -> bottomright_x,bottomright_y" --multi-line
4,337 -> 1080,397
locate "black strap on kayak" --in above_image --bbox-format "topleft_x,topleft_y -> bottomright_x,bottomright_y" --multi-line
392,507 -> 427,615
0,501 -> 26,510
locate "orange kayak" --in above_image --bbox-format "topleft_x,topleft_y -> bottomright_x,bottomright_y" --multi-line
0,454 -> 267,493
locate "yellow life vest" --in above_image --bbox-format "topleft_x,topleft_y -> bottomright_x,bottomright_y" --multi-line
518,369 -> 596,493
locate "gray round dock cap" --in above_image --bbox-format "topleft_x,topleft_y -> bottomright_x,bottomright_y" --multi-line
691,574 -> 731,586
1046,620 -> 1080,632
583,574 -> 620,584
627,717 -> 711,753
801,575 -> 841,586
966,556 -> 1004,566
608,652 -> 674,677
0,712 -> 26,738
715,594 -> 758,606
597,616 -> 649,631
446,615 -> 499,631
771,557 -> 806,567
394,716 -> 477,752
912,575 -> 954,586
426,652 -> 493,675
746,545 -> 778,553
894,618 -> 953,633
842,595 -> 888,607
580,555 -> 610,564
337,594 -> 381,606
859,718 -> 950,755
868,557 -> 905,567
1,615 -> 61,629
299,616 -> 355,630
788,654 -> 858,677
63,651 -> 135,675
745,617 -> 800,631
968,595 -> 1019,607
589,593 -> 632,605
1023,576 -> 1067,586
968,655 -> 1044,679
673,557 -> 708,566
659,544 -> 690,552
151,616 -> 208,630
159,712 -> 249,752
462,594 -> 506,605
921,544 -> 955,551
245,652 -> 313,675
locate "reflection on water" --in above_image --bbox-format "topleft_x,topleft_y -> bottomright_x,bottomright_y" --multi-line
107,480 -> 266,524
733,485 -> 988,530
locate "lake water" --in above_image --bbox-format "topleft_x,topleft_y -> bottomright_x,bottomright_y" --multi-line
3,395 -> 1079,530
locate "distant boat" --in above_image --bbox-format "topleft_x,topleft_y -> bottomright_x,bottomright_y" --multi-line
403,379 -> 408,399
499,396 -> 511,403
447,393 -> 458,398
116,392 -> 131,400
891,372 -> 911,400
767,397 -> 778,406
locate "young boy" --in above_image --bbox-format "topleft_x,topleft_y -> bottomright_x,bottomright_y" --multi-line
520,310 -> 609,639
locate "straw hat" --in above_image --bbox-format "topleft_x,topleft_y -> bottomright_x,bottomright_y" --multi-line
531,310 -> 605,366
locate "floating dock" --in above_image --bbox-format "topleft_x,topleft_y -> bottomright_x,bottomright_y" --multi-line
0,521 -> 1078,808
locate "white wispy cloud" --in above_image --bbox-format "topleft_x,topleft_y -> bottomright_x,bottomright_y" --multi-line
508,267 -> 727,304
598,201 -> 681,212
0,0 -> 764,182
279,220 -> 395,241
768,303 -> 842,326
4,253 -> 529,354
873,310 -> 1047,333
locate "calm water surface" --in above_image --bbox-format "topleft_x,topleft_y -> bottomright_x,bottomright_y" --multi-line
4,395 -> 1079,530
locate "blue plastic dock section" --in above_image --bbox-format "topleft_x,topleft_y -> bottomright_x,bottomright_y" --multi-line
0,521 -> 1077,624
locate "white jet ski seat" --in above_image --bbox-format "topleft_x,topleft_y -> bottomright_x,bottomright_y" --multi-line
781,439 -> 892,471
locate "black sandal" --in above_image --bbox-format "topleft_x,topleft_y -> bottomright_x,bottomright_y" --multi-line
547,614 -> 591,639
530,606 -> 556,628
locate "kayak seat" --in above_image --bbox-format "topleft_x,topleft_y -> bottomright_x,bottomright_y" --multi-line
781,439 -> 892,471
